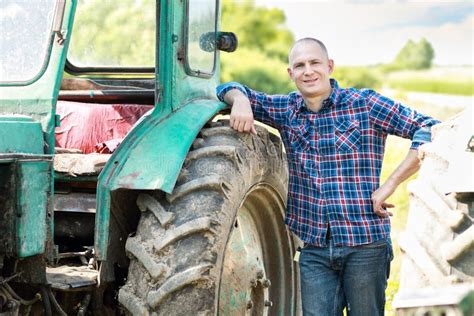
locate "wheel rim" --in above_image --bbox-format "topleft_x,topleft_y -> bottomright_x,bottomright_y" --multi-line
218,184 -> 295,315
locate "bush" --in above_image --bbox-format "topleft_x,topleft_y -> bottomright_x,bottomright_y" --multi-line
332,66 -> 382,89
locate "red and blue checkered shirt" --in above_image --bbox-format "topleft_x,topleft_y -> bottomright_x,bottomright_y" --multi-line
217,79 -> 440,247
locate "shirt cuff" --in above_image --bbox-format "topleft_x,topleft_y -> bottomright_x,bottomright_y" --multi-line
216,82 -> 247,102
410,127 -> 433,150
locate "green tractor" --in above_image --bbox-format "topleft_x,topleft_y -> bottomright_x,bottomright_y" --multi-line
0,0 -> 298,314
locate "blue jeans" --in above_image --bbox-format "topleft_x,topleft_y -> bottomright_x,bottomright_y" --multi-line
299,238 -> 393,316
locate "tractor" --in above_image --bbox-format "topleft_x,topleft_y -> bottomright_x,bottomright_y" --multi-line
0,0 -> 298,314
394,107 -> 474,315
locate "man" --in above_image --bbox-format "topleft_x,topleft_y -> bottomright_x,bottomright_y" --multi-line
216,38 -> 439,315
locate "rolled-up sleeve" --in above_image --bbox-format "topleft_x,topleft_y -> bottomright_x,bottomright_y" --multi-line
364,89 -> 441,149
216,82 -> 290,129
216,82 -> 247,102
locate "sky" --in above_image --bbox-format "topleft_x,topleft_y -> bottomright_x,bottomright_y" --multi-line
255,0 -> 473,66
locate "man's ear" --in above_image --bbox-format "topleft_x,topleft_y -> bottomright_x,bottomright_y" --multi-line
328,59 -> 335,74
287,67 -> 294,80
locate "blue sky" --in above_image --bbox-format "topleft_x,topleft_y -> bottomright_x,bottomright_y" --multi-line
256,0 -> 473,66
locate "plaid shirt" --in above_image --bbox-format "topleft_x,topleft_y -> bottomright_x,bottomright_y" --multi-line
216,79 -> 440,247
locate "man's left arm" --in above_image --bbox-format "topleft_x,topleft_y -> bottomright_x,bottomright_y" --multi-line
365,89 -> 441,217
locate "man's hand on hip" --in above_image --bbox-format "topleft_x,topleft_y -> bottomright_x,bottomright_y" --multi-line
371,180 -> 396,218
224,89 -> 257,135
372,149 -> 421,218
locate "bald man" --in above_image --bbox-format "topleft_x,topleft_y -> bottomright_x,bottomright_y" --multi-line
216,38 -> 439,315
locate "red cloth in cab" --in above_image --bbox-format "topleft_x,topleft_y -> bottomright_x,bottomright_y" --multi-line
55,100 -> 153,153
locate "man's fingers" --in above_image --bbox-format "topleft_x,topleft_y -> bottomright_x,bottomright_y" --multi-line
244,121 -> 257,135
372,199 -> 381,213
237,120 -> 246,132
243,121 -> 252,133
229,115 -> 256,135
374,203 -> 394,217
374,208 -> 391,218
251,125 -> 257,135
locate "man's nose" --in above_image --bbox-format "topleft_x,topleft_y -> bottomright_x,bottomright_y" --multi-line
303,63 -> 314,75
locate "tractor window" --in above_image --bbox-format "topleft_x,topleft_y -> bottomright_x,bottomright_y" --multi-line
0,0 -> 56,84
67,0 -> 155,71
186,0 -> 217,77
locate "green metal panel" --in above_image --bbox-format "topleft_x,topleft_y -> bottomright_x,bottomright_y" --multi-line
16,161 -> 51,257
0,116 -> 44,154
113,100 -> 225,191
0,158 -> 52,258
95,99 -> 225,259
0,163 -> 16,255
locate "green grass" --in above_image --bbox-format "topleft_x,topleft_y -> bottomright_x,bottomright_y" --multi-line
384,66 -> 474,96
387,78 -> 473,96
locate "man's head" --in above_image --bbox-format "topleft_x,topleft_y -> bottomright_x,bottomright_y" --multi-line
287,38 -> 334,100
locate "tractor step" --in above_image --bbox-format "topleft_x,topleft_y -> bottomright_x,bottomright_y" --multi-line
54,153 -> 111,176
46,265 -> 98,290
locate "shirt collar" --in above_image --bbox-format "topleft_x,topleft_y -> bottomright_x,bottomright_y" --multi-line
296,78 -> 340,113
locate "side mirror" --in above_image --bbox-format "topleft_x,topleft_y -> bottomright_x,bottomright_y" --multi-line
199,32 -> 238,53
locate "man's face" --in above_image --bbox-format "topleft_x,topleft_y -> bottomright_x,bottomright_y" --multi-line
287,42 -> 334,99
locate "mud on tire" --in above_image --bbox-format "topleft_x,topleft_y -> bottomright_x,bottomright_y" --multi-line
118,121 -> 298,315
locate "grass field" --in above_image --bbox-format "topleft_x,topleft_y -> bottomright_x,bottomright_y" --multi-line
384,66 -> 474,96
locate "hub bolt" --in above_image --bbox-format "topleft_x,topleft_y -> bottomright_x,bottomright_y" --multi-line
264,300 -> 273,307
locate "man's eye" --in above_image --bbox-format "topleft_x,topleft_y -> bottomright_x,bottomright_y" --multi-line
295,64 -> 303,68
311,61 -> 320,65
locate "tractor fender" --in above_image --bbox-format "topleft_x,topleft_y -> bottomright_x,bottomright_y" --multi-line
95,99 -> 226,260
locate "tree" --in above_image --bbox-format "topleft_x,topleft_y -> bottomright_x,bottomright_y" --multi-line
68,0 -> 155,67
393,38 -> 435,70
221,0 -> 295,93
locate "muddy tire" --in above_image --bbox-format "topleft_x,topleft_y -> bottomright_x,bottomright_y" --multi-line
399,109 -> 474,290
118,122 -> 298,315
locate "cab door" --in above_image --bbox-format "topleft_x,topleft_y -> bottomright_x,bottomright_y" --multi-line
0,0 -> 76,258
0,0 -> 76,155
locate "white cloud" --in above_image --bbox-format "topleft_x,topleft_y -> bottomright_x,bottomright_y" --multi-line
255,0 -> 474,65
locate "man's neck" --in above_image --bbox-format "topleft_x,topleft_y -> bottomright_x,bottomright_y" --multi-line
303,90 -> 332,113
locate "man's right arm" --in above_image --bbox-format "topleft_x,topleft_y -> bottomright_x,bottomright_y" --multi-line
222,88 -> 257,135
217,82 -> 290,132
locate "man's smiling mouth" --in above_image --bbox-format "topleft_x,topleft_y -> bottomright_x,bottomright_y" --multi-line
304,78 -> 319,83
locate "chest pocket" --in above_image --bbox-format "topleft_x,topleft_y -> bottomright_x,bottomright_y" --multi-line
335,119 -> 361,152
288,120 -> 311,152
